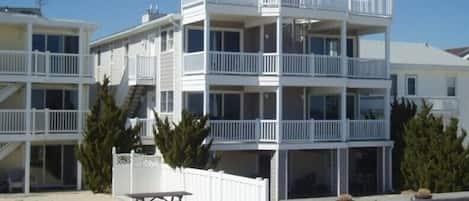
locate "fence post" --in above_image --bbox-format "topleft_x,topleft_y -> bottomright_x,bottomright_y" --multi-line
263,179 -> 269,201
130,150 -> 135,194
112,147 -> 116,197
208,169 -> 214,201
219,171 -> 224,201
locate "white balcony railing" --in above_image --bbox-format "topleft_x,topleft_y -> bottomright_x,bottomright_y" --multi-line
0,109 -> 86,135
182,0 -> 393,17
209,119 -> 386,143
126,56 -> 157,83
403,96 -> 459,113
0,50 -> 94,78
128,118 -> 155,137
184,51 -> 386,78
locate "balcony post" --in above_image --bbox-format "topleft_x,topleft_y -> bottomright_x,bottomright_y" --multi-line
259,24 -> 264,74
276,16 -> 283,75
45,51 -> 50,77
203,84 -> 210,116
276,86 -> 283,143
385,26 -> 391,79
309,119 -> 315,142
79,27 -> 85,78
24,141 -> 31,194
340,21 -> 348,77
385,88 -> 391,140
45,108 -> 50,135
340,87 -> 347,141
203,15 -> 211,74
26,23 -> 33,76
255,119 -> 261,141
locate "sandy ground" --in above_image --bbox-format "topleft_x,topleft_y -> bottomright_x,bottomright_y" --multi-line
0,191 -> 116,201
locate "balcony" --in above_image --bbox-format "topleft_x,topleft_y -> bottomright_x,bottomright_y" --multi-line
130,118 -> 387,143
126,56 -> 157,85
0,50 -> 94,81
0,109 -> 86,137
183,51 -> 387,79
403,96 -> 458,114
182,0 -> 393,17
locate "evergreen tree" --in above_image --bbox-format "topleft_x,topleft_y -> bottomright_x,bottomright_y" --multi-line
390,98 -> 417,190
153,110 -> 217,169
76,77 -> 141,193
401,102 -> 469,192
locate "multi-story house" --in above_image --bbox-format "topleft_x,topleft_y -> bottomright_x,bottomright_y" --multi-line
92,0 -> 393,199
0,7 -> 96,193
362,41 -> 469,130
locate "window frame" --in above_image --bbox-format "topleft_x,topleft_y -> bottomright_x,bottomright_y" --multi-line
405,74 -> 417,96
447,76 -> 457,97
390,74 -> 398,97
161,28 -> 174,53
184,26 -> 244,53
160,91 -> 174,113
32,33 -> 80,53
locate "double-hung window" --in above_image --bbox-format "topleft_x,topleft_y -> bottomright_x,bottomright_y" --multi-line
405,75 -> 417,96
160,91 -> 174,113
161,29 -> 174,52
391,74 -> 398,97
447,76 -> 457,97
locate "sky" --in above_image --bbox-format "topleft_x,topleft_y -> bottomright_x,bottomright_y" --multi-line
1,0 -> 469,49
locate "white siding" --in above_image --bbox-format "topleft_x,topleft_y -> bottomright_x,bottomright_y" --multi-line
160,52 -> 175,91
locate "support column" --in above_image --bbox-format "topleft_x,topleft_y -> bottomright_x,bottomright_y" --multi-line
276,16 -> 283,75
276,86 -> 283,143
341,87 -> 347,141
384,88 -> 391,140
271,150 -> 288,201
77,84 -> 84,190
341,21 -> 347,77
26,23 -> 32,75
385,26 -> 391,79
79,27 -> 85,78
336,148 -> 349,196
203,84 -> 210,116
260,24 -> 265,53
203,15 -> 210,74
24,141 -> 31,194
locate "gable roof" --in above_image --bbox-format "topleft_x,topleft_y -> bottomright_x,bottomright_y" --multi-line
359,40 -> 469,68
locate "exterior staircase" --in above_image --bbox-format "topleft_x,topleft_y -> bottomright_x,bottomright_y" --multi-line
0,84 -> 22,103
0,143 -> 21,161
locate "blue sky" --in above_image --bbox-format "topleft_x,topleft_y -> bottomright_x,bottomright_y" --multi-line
2,0 -> 469,49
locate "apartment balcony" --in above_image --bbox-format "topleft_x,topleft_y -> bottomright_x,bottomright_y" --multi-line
183,51 -> 387,79
182,0 -> 393,18
0,50 -> 94,83
131,118 -> 387,144
0,109 -> 86,141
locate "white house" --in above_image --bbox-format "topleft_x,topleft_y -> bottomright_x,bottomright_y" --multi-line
91,0 -> 394,199
360,40 -> 469,130
0,7 -> 97,193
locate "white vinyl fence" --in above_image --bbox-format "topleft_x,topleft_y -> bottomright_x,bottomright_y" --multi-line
112,149 -> 269,201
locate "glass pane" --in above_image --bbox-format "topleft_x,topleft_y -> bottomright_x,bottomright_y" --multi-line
326,38 -> 339,56
244,93 -> 260,120
188,29 -> 203,52
186,93 -> 203,116
391,74 -> 398,96
407,77 -> 416,95
161,31 -> 167,51
223,94 -> 241,120
347,39 -> 354,57
168,91 -> 174,112
45,145 -> 62,185
47,35 -> 63,53
64,90 -> 78,110
347,95 -> 355,120
223,31 -> 240,52
309,96 -> 324,120
160,92 -> 167,112
360,96 -> 385,119
63,145 -> 77,186
210,31 -> 222,51
64,36 -> 79,54
32,34 -> 46,51
210,94 -> 223,120
309,37 -> 324,55
46,90 -> 63,109
325,96 -> 339,120
32,89 -> 45,109
263,93 -> 276,120
447,77 -> 456,96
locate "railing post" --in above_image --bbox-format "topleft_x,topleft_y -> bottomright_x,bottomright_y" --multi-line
258,52 -> 263,75
45,51 -> 50,77
255,119 -> 261,141
130,150 -> 135,194
34,50 -> 38,75
309,119 -> 315,142
310,54 -> 315,77
45,108 -> 50,135
31,108 -> 36,135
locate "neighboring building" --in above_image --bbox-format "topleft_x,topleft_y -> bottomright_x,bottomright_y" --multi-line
0,8 -> 97,193
361,41 -> 469,130
92,1 -> 394,199
447,46 -> 469,60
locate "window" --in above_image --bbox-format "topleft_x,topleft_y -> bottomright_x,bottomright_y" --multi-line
309,37 -> 354,56
186,29 -> 241,53
391,74 -> 398,97
32,34 -> 79,53
31,89 -> 78,110
406,75 -> 417,96
160,91 -> 174,113
161,29 -> 174,52
187,29 -> 203,52
447,76 -> 457,96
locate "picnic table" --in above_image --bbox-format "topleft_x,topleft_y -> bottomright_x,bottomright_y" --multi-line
126,191 -> 192,201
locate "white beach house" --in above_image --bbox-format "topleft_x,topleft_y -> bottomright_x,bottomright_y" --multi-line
0,7 -> 96,193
